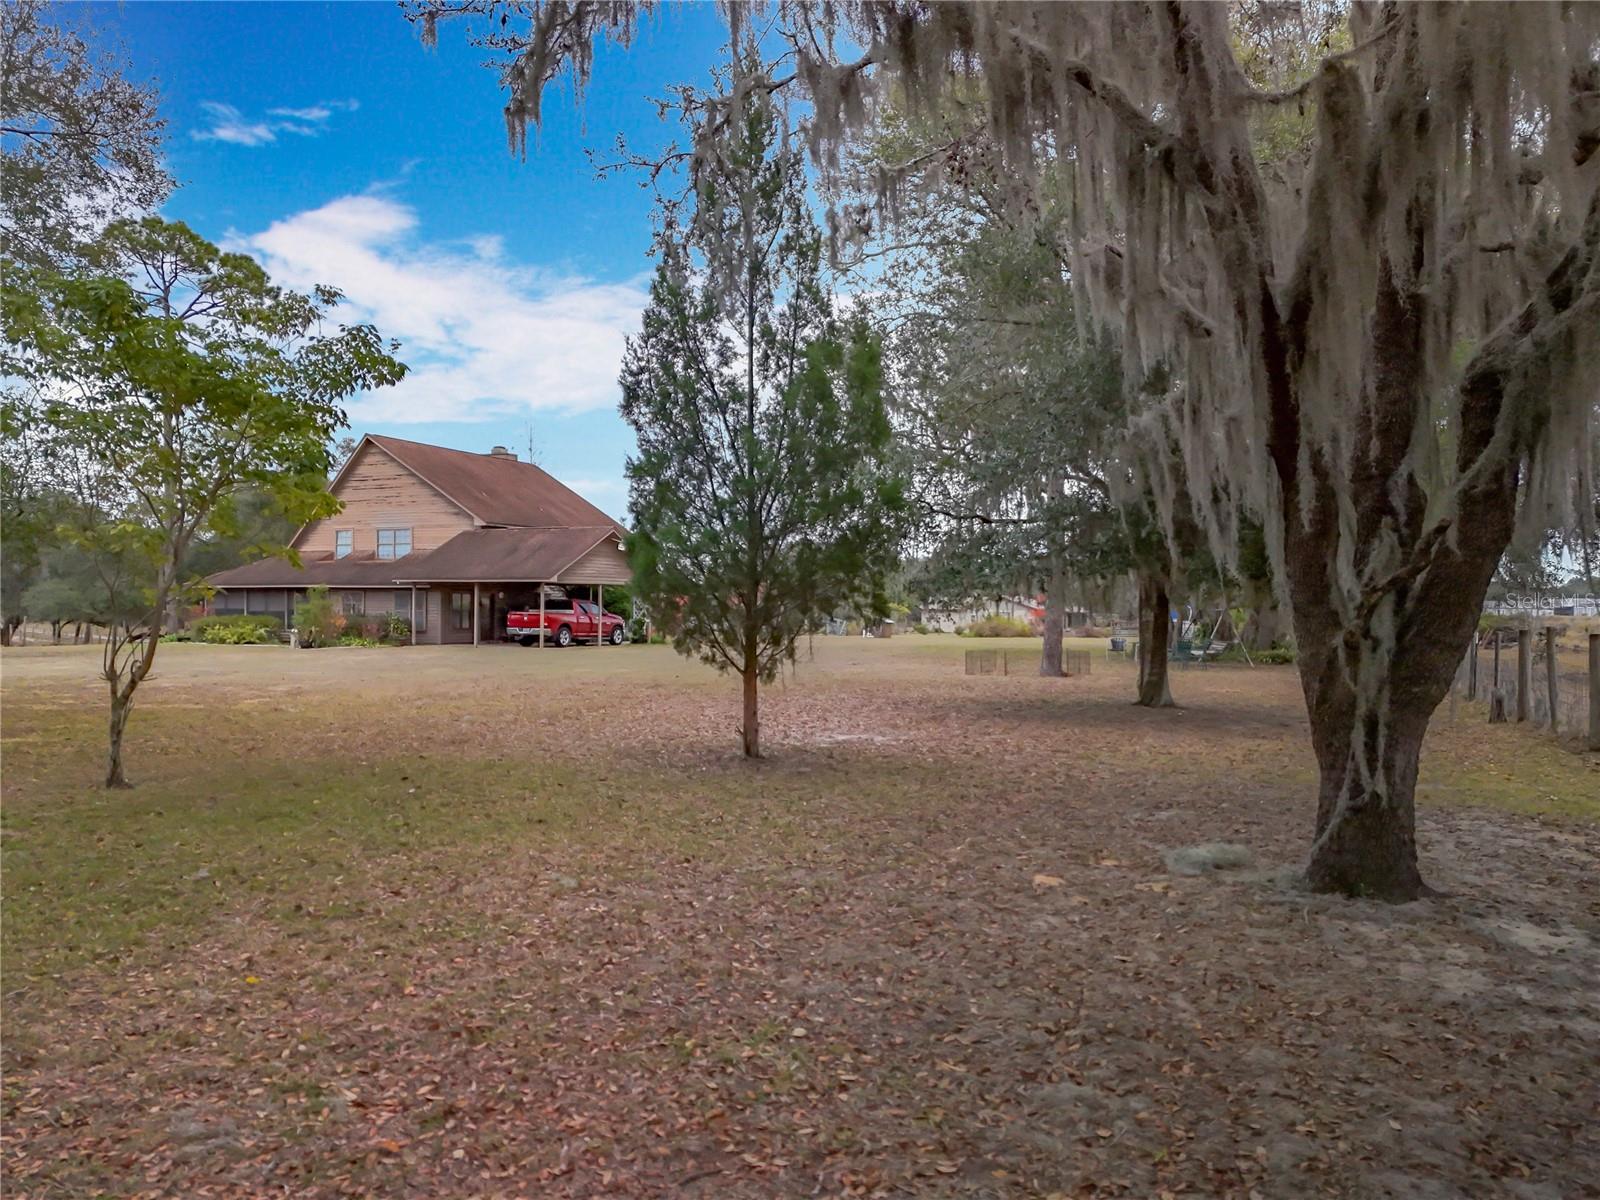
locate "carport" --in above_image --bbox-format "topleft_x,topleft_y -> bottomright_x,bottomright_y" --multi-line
391,525 -> 630,646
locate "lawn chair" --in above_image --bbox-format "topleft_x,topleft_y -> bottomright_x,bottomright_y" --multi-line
1193,639 -> 1230,665
1169,638 -> 1194,667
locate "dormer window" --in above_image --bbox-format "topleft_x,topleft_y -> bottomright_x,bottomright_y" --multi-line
334,529 -> 352,559
376,528 -> 412,560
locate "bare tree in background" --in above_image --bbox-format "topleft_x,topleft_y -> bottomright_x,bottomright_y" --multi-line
1,0 -> 171,267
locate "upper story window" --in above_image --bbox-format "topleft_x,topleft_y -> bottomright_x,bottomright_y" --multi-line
334,529 -> 353,559
376,528 -> 413,560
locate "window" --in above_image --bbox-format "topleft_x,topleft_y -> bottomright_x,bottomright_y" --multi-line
451,591 -> 472,630
334,529 -> 353,559
394,590 -> 425,632
341,591 -> 364,617
376,528 -> 412,560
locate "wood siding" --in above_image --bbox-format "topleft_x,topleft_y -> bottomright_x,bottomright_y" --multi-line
557,538 -> 631,585
298,442 -> 475,557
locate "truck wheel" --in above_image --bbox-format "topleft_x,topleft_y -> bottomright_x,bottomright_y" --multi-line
556,625 -> 572,647
610,625 -> 626,645
519,635 -> 535,647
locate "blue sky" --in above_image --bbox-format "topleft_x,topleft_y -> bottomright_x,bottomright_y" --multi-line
86,1 -> 736,519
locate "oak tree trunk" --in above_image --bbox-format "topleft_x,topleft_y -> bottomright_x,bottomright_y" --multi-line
1135,574 -> 1175,707
1040,556 -> 1066,677
1272,250 -> 1518,901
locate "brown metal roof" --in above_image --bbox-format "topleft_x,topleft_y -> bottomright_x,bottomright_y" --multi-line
366,435 -> 626,535
207,528 -> 622,588
390,526 -> 618,583
206,552 -> 426,588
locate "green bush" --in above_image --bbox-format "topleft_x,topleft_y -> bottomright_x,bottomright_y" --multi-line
292,586 -> 340,649
191,613 -> 280,637
337,634 -> 380,647
200,623 -> 274,645
912,623 -> 931,635
1255,645 -> 1296,665
384,613 -> 412,643
190,613 -> 279,645
965,615 -> 1034,638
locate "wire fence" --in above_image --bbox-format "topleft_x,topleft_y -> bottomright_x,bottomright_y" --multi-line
1454,626 -> 1596,745
965,648 -> 1094,676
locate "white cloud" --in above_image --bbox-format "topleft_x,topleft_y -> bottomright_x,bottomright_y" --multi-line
192,98 -> 358,146
230,193 -> 649,423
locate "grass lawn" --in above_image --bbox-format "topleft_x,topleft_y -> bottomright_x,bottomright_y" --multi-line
2,635 -> 1596,1198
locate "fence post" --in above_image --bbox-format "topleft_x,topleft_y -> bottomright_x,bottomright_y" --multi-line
1490,634 -> 1505,723
1468,633 -> 1479,700
1516,627 -> 1531,722
1589,633 -> 1599,752
1544,627 -> 1558,733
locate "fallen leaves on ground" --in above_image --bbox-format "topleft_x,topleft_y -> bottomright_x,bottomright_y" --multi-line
2,639 -> 1596,1198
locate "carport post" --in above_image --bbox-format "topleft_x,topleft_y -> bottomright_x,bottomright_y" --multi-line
539,584 -> 546,648
598,583 -> 604,646
410,585 -> 417,646
473,582 -> 480,646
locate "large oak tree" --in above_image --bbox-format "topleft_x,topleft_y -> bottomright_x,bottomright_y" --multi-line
417,1 -> 1599,900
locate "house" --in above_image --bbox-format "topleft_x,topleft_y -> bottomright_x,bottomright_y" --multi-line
914,596 -> 1097,633
205,435 -> 629,645
915,596 -> 1046,633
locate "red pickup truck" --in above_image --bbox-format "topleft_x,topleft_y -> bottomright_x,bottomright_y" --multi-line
506,595 -> 627,647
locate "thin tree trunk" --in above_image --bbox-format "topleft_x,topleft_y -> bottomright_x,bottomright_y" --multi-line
740,661 -> 760,759
1040,555 -> 1066,677
1135,573 -> 1175,707
106,689 -> 134,788
102,563 -> 175,788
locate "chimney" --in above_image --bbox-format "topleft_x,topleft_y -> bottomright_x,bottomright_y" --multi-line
488,445 -> 517,461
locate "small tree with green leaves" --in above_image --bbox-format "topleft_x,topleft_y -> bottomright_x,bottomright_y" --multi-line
621,84 -> 905,758
3,216 -> 405,786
